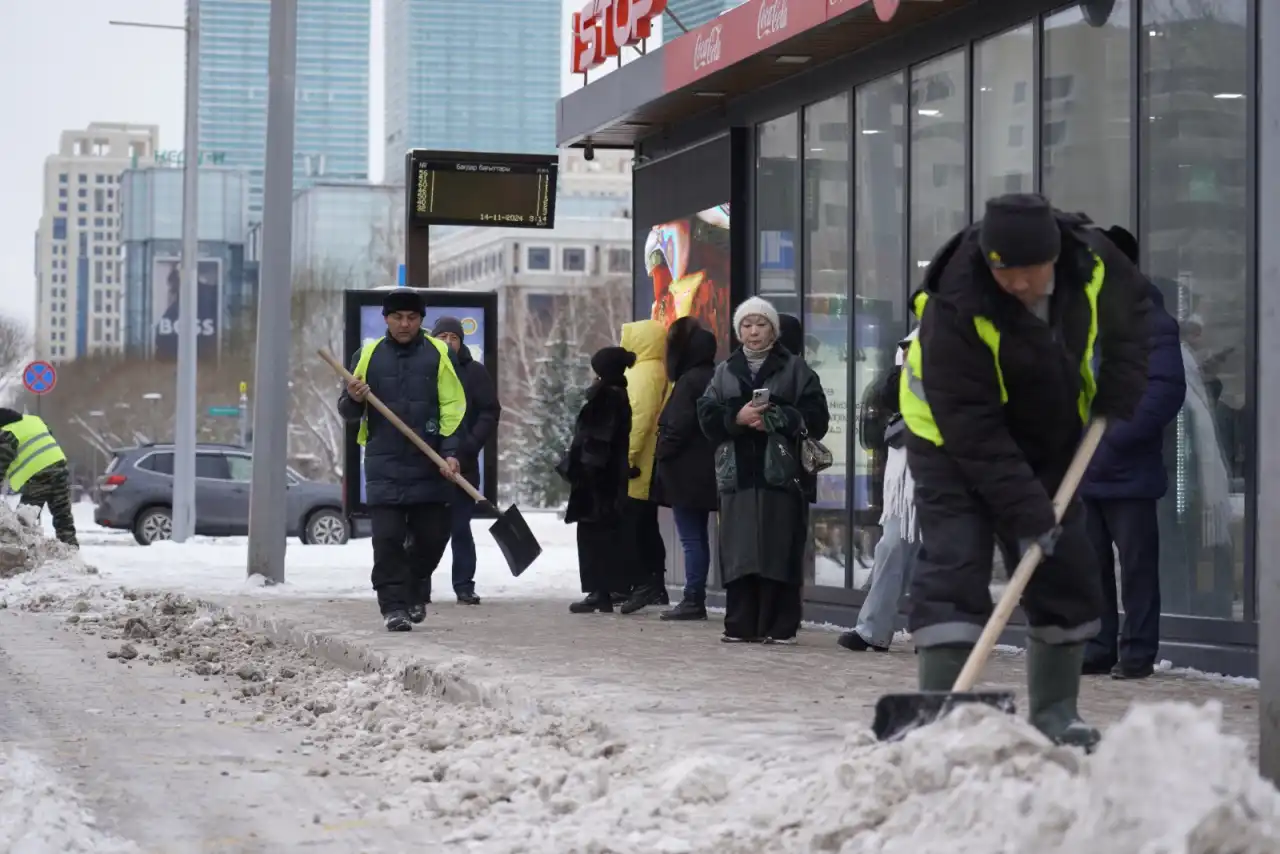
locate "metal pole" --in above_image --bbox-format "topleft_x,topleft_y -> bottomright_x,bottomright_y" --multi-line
247,0 -> 297,584
171,0 -> 200,543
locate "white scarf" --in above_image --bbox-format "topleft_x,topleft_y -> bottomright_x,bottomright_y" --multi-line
1179,342 -> 1233,546
879,329 -> 919,541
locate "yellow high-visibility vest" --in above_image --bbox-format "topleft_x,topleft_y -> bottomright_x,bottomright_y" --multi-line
352,333 -> 465,445
900,253 -> 1104,446
2,415 -> 67,491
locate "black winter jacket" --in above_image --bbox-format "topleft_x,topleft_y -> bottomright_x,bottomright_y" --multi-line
450,342 -> 501,484
563,378 -> 632,525
652,325 -> 718,512
338,334 -> 462,505
907,211 -> 1150,539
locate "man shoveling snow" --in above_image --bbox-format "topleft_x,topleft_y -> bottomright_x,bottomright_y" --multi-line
0,408 -> 78,548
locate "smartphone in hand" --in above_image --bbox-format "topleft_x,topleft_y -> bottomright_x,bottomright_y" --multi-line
751,388 -> 771,407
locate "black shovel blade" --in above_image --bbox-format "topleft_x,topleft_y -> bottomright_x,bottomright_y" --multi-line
488,504 -> 542,577
873,690 -> 1017,742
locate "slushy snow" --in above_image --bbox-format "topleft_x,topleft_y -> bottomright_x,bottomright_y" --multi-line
10,584 -> 1275,854
0,746 -> 139,854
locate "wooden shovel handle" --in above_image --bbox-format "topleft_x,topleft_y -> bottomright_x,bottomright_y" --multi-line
951,417 -> 1108,692
317,347 -> 488,505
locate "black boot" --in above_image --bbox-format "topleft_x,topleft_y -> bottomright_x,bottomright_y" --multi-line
660,598 -> 707,621
1027,638 -> 1102,750
456,591 -> 482,606
407,604 -> 427,624
837,631 -> 889,652
657,586 -> 670,606
620,584 -> 661,615
569,592 -> 613,614
384,610 -> 413,632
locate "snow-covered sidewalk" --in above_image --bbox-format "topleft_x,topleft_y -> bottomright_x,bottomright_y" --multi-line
3,501 -> 1279,853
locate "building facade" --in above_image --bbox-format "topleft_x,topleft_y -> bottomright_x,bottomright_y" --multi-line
559,0 -> 1262,676
34,123 -> 159,362
383,0 -> 558,183
119,165 -> 254,360
198,0 -> 370,222
291,183 -> 401,287
666,0 -> 739,32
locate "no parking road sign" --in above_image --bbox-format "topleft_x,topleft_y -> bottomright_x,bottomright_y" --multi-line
22,361 -> 56,395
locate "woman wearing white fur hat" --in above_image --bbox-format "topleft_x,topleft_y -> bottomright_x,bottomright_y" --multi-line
697,297 -> 830,643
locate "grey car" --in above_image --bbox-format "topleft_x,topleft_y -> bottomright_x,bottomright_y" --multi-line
94,443 -> 354,546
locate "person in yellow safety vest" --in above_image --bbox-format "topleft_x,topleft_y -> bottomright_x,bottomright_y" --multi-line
899,194 -> 1149,750
0,408 -> 78,547
337,289 -> 466,633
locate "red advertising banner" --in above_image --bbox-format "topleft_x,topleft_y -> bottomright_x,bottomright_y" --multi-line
661,0 -> 901,93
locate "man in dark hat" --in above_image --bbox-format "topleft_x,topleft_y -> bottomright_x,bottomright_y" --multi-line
416,315 -> 502,606
897,193 -> 1150,748
338,289 -> 467,631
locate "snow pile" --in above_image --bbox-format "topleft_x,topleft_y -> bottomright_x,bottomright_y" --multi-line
0,745 -> 139,854
30,587 -> 1280,854
0,501 -> 93,582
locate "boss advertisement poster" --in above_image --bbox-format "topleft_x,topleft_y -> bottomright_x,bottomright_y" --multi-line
342,290 -> 499,515
152,256 -> 221,360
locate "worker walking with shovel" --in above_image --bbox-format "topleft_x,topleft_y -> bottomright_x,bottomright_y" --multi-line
891,194 -> 1149,748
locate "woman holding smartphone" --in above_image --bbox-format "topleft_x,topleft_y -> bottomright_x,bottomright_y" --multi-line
697,297 -> 830,643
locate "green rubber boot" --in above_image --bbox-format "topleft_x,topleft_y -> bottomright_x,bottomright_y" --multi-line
1026,638 -> 1101,751
917,645 -> 973,691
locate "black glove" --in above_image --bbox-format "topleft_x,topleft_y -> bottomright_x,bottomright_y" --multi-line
1018,525 -> 1062,559
628,466 -> 642,479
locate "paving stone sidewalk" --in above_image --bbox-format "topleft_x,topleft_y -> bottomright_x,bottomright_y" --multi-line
208,594 -> 1261,759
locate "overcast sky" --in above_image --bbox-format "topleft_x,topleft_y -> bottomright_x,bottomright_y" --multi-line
1,0 -> 641,336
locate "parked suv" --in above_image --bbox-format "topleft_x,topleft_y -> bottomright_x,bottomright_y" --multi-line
94,443 -> 353,546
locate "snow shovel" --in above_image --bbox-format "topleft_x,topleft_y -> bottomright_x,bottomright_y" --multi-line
872,418 -> 1108,741
318,347 -> 543,577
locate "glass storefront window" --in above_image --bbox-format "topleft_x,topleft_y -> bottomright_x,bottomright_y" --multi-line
1042,2 -> 1132,229
1141,0 -> 1250,621
974,24 -> 1034,204
909,50 -> 968,272
803,94 -> 852,589
851,72 -> 907,591
757,113 -> 801,318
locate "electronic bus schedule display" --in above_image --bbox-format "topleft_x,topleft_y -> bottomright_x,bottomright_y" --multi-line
407,150 -> 558,230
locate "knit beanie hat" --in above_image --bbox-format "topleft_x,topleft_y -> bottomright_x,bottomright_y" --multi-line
979,193 -> 1061,269
431,316 -> 465,340
732,296 -> 780,337
382,288 -> 425,316
591,346 -> 636,383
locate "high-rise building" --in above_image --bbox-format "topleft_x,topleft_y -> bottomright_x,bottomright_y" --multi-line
290,184 -> 402,286
198,0 -> 370,222
383,0 -> 558,183
34,123 -> 159,362
666,0 -> 739,32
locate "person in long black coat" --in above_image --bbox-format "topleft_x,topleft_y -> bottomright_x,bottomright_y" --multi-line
562,346 -> 635,614
698,297 -> 831,643
651,317 -> 719,621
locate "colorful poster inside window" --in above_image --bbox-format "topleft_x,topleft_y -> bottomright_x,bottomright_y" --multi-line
642,204 -> 732,358
357,304 -> 487,503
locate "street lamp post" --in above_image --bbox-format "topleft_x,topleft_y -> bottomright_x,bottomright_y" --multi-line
246,0 -> 297,584
109,1 -> 199,543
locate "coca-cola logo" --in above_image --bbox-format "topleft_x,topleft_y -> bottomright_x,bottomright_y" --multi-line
757,0 -> 788,39
693,24 -> 722,70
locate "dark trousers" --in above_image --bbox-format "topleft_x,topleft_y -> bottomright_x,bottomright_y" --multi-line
723,576 -> 802,641
626,498 -> 666,591
672,507 -> 710,602
370,503 -> 451,614
419,488 -> 478,597
1083,497 -> 1161,667
20,464 -> 77,547
907,468 -> 1103,648
578,519 -> 625,594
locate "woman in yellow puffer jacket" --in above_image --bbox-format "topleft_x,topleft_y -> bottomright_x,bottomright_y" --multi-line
619,319 -> 672,613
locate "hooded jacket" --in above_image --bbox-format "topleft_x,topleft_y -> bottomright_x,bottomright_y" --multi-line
652,321 -> 718,511
1081,280 -> 1186,500
620,319 -> 671,500
908,210 -> 1150,538
449,339 -> 502,484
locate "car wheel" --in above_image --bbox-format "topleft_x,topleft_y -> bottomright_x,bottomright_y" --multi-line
133,506 -> 173,546
303,509 -> 349,545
